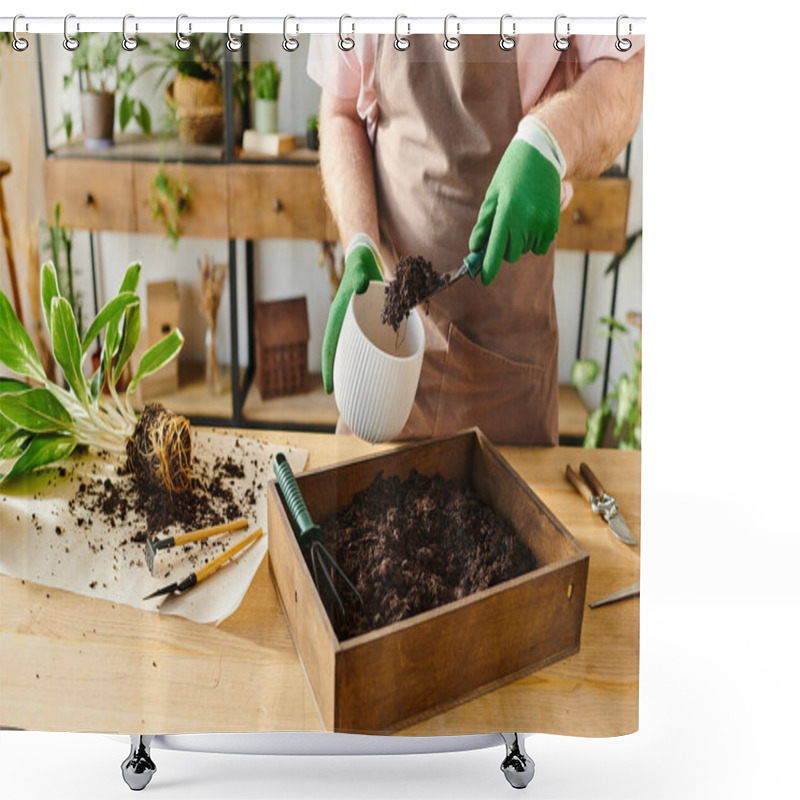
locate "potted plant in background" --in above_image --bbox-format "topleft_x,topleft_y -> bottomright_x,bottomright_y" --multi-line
61,33 -> 151,148
142,34 -> 224,145
251,61 -> 281,134
306,115 -> 319,151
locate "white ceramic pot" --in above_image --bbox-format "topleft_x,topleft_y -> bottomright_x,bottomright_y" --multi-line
254,98 -> 278,134
333,281 -> 425,443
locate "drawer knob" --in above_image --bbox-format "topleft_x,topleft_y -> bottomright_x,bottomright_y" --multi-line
572,208 -> 584,224
86,192 -> 95,206
273,198 -> 284,213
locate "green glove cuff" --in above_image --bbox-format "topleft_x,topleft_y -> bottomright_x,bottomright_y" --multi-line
321,234 -> 384,394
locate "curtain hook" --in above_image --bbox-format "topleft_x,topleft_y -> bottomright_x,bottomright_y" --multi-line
12,14 -> 29,52
175,14 -> 191,51
227,15 -> 242,52
394,15 -> 410,51
63,13 -> 79,52
338,14 -> 355,51
499,14 -> 516,51
616,15 -> 632,52
283,15 -> 299,52
554,14 -> 570,51
443,14 -> 460,51
122,14 -> 138,51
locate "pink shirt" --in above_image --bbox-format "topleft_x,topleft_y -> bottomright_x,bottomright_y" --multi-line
307,34 -> 644,142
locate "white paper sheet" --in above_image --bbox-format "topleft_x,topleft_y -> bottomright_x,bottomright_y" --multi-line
0,430 -> 307,625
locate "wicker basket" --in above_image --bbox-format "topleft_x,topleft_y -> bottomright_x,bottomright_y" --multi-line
172,73 -> 222,107
165,81 -> 224,145
255,298 -> 310,400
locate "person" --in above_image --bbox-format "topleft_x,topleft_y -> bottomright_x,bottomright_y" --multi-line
307,34 -> 644,445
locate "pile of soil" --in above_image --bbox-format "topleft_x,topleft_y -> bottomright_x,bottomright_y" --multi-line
71,451 -> 249,544
381,256 -> 446,331
316,469 -> 538,640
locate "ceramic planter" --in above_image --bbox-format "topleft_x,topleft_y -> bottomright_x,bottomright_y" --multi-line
81,91 -> 115,149
254,98 -> 278,134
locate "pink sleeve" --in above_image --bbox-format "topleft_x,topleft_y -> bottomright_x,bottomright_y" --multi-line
307,34 -> 362,99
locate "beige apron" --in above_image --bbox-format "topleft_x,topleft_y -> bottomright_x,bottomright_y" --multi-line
370,35 -> 559,446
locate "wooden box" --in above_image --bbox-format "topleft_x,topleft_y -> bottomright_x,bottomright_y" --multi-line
267,429 -> 589,733
255,297 -> 310,399
143,281 -> 180,397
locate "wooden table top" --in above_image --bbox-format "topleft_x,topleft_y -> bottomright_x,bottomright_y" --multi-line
0,431 -> 640,737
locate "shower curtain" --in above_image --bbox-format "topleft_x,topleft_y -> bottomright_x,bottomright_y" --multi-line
0,24 -> 644,748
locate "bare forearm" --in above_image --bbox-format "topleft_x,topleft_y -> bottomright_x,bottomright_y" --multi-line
534,51 -> 644,180
319,91 -> 379,248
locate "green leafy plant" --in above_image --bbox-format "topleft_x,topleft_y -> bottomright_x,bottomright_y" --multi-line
251,61 -> 281,101
571,317 -> 641,450
307,115 -> 319,132
140,33 -> 223,88
61,32 -> 151,137
150,168 -> 192,247
0,262 -> 188,489
41,204 -> 82,339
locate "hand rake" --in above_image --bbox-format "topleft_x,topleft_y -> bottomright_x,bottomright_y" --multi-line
272,453 -> 364,624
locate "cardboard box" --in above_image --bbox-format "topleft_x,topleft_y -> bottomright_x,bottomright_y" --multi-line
144,280 -> 180,395
267,429 -> 589,733
242,130 -> 296,157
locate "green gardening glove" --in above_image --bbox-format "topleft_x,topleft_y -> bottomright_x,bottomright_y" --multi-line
469,116 -> 565,285
322,234 -> 384,394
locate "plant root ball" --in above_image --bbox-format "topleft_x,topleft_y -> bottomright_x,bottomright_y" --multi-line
126,403 -> 193,494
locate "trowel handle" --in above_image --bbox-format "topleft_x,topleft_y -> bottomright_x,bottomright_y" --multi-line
273,453 -> 320,546
463,246 -> 486,279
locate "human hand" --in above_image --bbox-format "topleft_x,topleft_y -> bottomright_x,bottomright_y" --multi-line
469,117 -> 565,285
321,234 -> 384,394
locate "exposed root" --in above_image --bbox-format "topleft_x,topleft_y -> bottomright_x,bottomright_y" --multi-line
126,403 -> 193,494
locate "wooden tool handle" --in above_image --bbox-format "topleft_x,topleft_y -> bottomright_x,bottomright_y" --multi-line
195,528 -> 263,583
579,463 -> 605,498
566,465 -> 593,504
174,517 -> 249,547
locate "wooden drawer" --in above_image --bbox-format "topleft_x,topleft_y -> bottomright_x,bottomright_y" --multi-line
557,178 -> 631,254
44,159 -> 135,232
228,164 -> 326,240
133,164 -> 229,239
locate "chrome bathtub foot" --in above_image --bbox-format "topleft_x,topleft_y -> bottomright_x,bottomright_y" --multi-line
121,735 -> 156,791
500,733 -> 534,789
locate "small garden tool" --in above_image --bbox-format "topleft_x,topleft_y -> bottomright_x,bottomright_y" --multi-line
414,247 -> 485,308
143,528 -> 263,600
145,517 -> 249,574
273,452 -> 364,623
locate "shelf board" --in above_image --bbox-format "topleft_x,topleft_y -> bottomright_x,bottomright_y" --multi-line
50,133 -> 321,166
558,384 -> 589,440
132,364 -> 586,438
242,373 -> 338,429
133,362 -> 238,420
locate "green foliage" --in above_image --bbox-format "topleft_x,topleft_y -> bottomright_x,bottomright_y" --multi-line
252,61 -> 281,100
307,115 -> 319,132
570,318 -> 641,450
59,32 -> 151,138
0,260 -> 184,485
140,33 -> 223,87
150,168 -> 192,247
41,204 -> 83,339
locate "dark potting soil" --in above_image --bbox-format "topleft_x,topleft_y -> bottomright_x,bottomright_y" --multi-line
69,451 -> 249,544
316,469 -> 538,640
381,256 -> 446,332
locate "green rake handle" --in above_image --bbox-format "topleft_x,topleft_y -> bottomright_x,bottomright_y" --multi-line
273,453 -> 320,548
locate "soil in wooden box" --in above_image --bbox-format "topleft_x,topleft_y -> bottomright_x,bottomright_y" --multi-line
315,469 -> 538,640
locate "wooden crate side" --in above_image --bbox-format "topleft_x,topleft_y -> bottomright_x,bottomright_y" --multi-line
267,484 -> 338,730
335,556 -> 587,733
294,432 -> 476,523
471,433 -> 585,566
